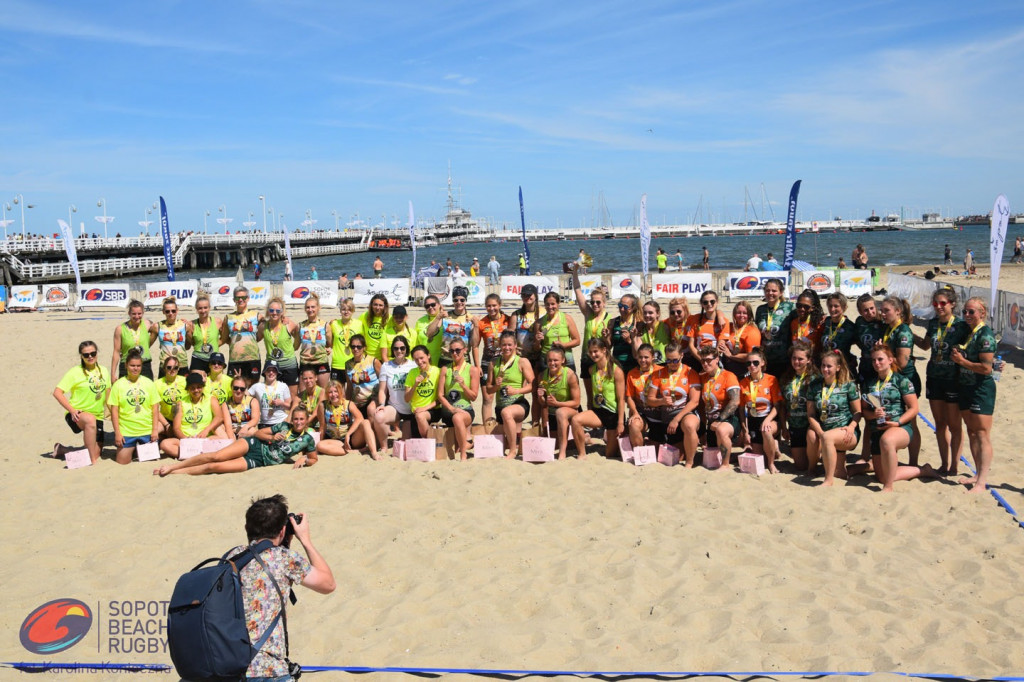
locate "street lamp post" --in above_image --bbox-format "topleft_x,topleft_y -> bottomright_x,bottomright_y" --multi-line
95,198 -> 115,239
217,205 -> 232,234
68,205 -> 77,235
13,194 -> 34,237
204,210 -> 211,235
139,207 -> 153,234
243,211 -> 256,231
332,210 -> 340,231
0,203 -> 13,240
258,195 -> 267,233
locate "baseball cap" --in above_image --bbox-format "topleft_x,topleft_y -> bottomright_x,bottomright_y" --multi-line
209,352 -> 226,366
521,284 -> 538,297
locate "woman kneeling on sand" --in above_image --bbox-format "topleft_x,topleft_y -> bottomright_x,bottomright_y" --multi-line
317,380 -> 378,460
154,406 -> 316,476
806,351 -> 862,485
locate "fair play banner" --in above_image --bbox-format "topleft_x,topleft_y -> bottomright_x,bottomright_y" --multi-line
442,277 -> 485,305
145,280 -> 199,308
354,278 -> 411,307
610,274 -> 643,299
77,283 -> 131,309
838,270 -> 872,299
500,276 -> 559,298
651,273 -> 712,299
40,284 -> 73,308
802,271 -> 836,296
201,278 -> 239,309
727,272 -> 790,299
9,285 -> 39,308
285,280 -> 339,308
243,282 -> 271,308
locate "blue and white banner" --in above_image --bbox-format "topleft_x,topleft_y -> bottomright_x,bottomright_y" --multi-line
56,219 -> 82,295
783,180 -> 801,271
838,270 -> 873,299
651,273 -> 712,299
159,196 -> 175,282
284,280 -> 339,308
991,194 -> 1009,323
640,193 -> 651,278
201,278 -> 239,309
408,201 -> 417,280
519,186 -> 531,275
9,284 -> 39,308
610,274 -> 644,299
727,271 -> 791,299
355,278 -> 411,307
77,283 -> 131,308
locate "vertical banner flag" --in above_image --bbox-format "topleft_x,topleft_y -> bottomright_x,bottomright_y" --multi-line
990,194 -> 1010,324
640,194 -> 651,278
518,186 -> 531,275
782,180 -> 802,271
408,201 -> 417,280
57,219 -> 82,296
283,221 -> 293,276
159,196 -> 175,281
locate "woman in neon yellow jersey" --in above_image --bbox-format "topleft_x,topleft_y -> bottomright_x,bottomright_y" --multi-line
328,298 -> 364,383
154,356 -> 186,439
260,296 -> 300,399
111,299 -> 157,381
53,340 -> 111,464
486,330 -> 535,458
160,372 -> 229,457
107,349 -> 161,465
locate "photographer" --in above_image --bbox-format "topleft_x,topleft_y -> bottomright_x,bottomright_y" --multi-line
228,494 -> 336,680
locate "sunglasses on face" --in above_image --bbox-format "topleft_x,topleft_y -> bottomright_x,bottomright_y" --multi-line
232,386 -> 247,392
670,309 -> 684,315
392,347 -> 407,353
963,308 -> 980,315
235,296 -> 248,301
81,351 -> 97,358
933,301 -> 951,307
796,304 -> 811,310
425,303 -> 437,309
165,365 -> 179,371
618,304 -> 631,310
665,358 -> 681,364
451,347 -> 465,354
701,356 -> 718,363
268,308 -> 282,313
746,360 -> 761,366
164,309 -> 176,314
590,300 -> 603,305
350,344 -> 365,350
701,300 -> 716,306
454,298 -> 466,303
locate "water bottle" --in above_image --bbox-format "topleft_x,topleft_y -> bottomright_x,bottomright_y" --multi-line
993,354 -> 1003,382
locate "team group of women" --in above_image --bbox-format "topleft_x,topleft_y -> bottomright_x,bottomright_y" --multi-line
52,272 -> 999,490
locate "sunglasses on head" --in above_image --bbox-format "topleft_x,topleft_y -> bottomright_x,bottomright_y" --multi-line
81,351 -> 97,358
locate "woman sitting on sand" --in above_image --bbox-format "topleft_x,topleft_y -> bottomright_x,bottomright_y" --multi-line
317,380 -> 378,460
878,296 -> 922,464
372,336 -> 415,447
437,337 -> 480,461
738,348 -> 782,474
806,351 -> 862,485
225,377 -> 260,438
780,340 -> 818,472
697,346 -> 741,471
571,338 -> 625,459
346,333 -> 381,420
53,340 -> 111,465
645,343 -> 702,466
293,367 -> 325,431
623,343 -> 660,449
487,331 -> 535,458
405,344 -> 442,440
154,356 -> 186,438
154,406 -> 317,476
913,287 -> 969,476
536,345 -> 581,460
571,265 -> 612,409
721,300 -> 761,377
860,346 -> 937,492
107,349 -> 161,465
950,297 -> 998,493
160,372 -> 229,458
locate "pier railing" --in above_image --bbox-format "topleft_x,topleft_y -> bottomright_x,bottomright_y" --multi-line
3,252 -> 183,280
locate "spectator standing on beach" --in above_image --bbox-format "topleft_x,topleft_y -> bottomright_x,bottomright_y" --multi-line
964,248 -> 974,274
487,256 -> 501,284
1013,237 -> 1022,264
518,253 -> 527,274
656,248 -> 668,273
702,246 -> 710,271
944,244 -> 953,265
338,273 -> 350,289
373,256 -> 384,278
450,263 -> 469,288
470,258 -> 480,277
445,258 -> 453,275
745,253 -> 762,272
310,266 -> 319,280
676,249 -> 684,271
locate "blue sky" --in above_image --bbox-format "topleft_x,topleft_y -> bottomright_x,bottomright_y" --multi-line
1,0 -> 1022,236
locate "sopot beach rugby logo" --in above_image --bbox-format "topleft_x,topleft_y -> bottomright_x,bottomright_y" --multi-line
20,598 -> 93,654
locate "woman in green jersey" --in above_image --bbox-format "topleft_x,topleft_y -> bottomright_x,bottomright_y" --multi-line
571,338 -> 625,459
189,294 -> 222,375
572,263 -> 611,410
107,350 -> 161,465
951,297 -> 999,493
536,346 -> 581,460
754,278 -> 795,378
807,350 -> 862,485
328,298 -> 364,383
161,372 -> 228,457
486,330 -> 535,458
878,296 -> 922,465
260,296 -> 300,398
111,299 -> 157,381
53,340 -> 111,464
437,337 -> 481,461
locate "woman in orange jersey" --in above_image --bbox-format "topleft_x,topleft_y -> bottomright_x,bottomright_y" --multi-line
721,300 -> 761,377
685,290 -> 732,368
738,347 -> 782,473
789,289 -> 825,358
644,342 -> 702,465
623,343 -> 662,448
697,346 -> 741,470
807,350 -> 862,485
662,297 -> 691,350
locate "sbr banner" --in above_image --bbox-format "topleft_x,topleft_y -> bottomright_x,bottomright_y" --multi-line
500,276 -> 559,297
285,280 -> 339,308
9,285 -> 39,308
77,283 -> 131,308
838,270 -> 872,299
145,280 -> 199,308
802,271 -> 836,296
651,273 -> 712,299
610,274 -> 644,299
40,283 -> 72,308
200,278 -> 239,309
727,272 -> 790,298
354,278 -> 410,307
442,277 -> 485,305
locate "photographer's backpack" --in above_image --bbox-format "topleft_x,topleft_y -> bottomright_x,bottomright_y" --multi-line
167,540 -> 290,681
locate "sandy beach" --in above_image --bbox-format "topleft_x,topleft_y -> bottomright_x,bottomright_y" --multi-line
4,272 -> 1024,681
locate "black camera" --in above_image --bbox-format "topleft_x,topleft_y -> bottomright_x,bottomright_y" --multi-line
283,513 -> 303,547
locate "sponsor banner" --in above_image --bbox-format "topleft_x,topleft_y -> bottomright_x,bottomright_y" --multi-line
885,273 -> 936,319
838,271 -> 872,298
610,274 -> 643,299
283,280 -> 338,308
9,284 -> 39,308
803,271 -> 836,295
40,283 -> 72,308
1003,292 -> 1024,349
144,280 -> 198,308
200,278 -> 239,309
353,278 -> 411,307
500,276 -> 559,298
576,275 -> 604,299
243,282 -> 270,308
442,277 -> 485,305
727,272 -> 790,298
0,285 -> 6,313
651,273 -> 712,299
77,283 -> 131,308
